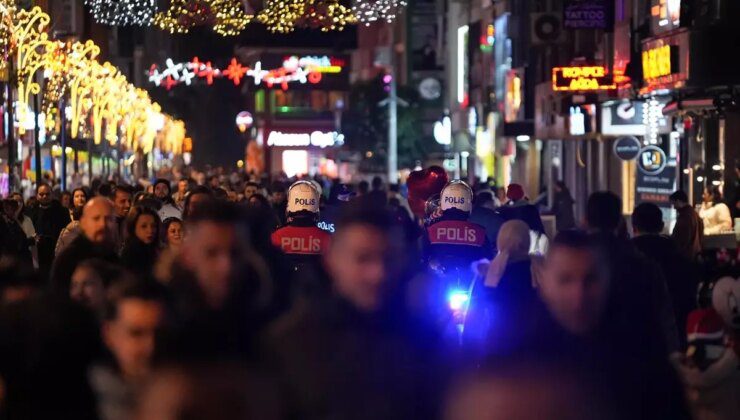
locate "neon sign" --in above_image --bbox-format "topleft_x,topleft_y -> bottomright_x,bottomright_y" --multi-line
552,66 -> 616,91
642,45 -> 677,81
267,131 -> 345,148
148,55 -> 345,91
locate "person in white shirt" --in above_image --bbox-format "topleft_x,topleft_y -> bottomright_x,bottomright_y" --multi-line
699,186 -> 733,235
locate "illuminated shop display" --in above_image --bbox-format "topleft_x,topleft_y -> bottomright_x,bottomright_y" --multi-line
552,66 -> 616,91
148,55 -> 346,90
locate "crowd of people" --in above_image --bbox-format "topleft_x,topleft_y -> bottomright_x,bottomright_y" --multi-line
0,166 -> 738,420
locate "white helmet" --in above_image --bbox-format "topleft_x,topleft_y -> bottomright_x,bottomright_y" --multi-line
287,180 -> 320,214
440,180 -> 473,213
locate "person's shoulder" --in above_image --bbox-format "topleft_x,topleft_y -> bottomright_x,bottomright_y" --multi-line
265,299 -> 323,348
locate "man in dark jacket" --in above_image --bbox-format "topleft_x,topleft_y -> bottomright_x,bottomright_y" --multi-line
585,192 -> 679,353
631,203 -> 698,350
669,190 -> 703,259
524,231 -> 691,420
469,192 -> 505,248
50,197 -> 119,294
27,184 -> 70,279
266,201 -> 447,419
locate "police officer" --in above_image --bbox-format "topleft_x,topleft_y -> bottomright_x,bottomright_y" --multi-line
424,180 -> 492,269
271,181 -> 332,295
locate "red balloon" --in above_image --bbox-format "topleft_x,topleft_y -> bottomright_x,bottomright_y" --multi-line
407,166 -> 448,217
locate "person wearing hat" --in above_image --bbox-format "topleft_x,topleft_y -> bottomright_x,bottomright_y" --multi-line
497,183 -> 546,254
676,307 -> 740,420
271,181 -> 332,296
423,180 -> 492,270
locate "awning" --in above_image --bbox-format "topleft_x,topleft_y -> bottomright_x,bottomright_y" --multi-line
662,98 -> 715,116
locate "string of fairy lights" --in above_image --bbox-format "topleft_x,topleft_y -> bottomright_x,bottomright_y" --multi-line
82,0 -> 406,35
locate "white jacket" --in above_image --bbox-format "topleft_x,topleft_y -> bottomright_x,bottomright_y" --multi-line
700,203 -> 733,235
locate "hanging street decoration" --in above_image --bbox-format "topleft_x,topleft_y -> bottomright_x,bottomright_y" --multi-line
352,0 -> 406,25
147,55 -> 346,90
74,0 -> 402,35
257,0 -> 357,33
154,0 -> 252,36
294,0 -> 356,32
85,0 -> 158,27
0,5 -> 186,157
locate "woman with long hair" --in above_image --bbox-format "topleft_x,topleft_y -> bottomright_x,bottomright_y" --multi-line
162,217 -> 183,250
700,186 -> 733,234
120,206 -> 161,277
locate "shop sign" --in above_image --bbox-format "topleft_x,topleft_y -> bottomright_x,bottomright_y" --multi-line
642,45 -> 678,81
613,136 -> 641,161
636,146 -> 675,207
267,131 -> 344,148
568,105 -> 595,136
601,100 -> 645,136
552,66 -> 615,92
638,145 -> 667,175
563,0 -> 614,30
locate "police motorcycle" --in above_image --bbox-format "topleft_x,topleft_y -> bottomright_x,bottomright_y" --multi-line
423,181 -> 492,346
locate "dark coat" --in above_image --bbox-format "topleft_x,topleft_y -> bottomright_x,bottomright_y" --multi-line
50,234 -> 119,293
27,200 -> 70,278
553,190 -> 576,231
671,204 -> 703,259
632,234 -> 699,350
469,205 -> 506,248
265,296 -> 447,420
120,237 -> 159,278
0,216 -> 32,264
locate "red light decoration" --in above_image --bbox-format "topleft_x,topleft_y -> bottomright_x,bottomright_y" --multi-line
148,55 -> 344,91
223,58 -> 248,85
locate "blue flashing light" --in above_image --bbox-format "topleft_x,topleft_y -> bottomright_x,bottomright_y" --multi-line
448,289 -> 470,312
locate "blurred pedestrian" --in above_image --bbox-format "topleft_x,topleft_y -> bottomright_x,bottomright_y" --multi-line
670,190 -> 704,259
135,363 -> 282,420
267,202 -> 446,419
153,178 -> 181,221
631,202 -> 698,349
55,205 -> 83,256
270,182 -> 288,226
91,279 -> 170,420
166,201 -> 272,360
60,191 -> 73,213
1,199 -> 33,264
243,181 -> 260,202
120,206 -> 161,278
112,185 -> 133,246
162,217 -> 183,250
586,191 -> 680,353
552,181 -> 575,231
530,230 -> 690,419
181,185 -> 213,221
70,259 -> 126,319
700,186 -> 733,234
27,183 -> 71,279
469,192 -> 505,247
172,178 -> 190,209
51,197 -> 119,294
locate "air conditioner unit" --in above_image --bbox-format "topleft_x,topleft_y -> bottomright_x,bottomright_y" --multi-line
531,13 -> 564,45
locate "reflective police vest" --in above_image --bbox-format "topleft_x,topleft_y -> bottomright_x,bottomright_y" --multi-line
271,225 -> 332,255
426,220 -> 486,247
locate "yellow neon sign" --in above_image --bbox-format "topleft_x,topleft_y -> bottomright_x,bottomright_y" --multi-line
642,44 -> 674,80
